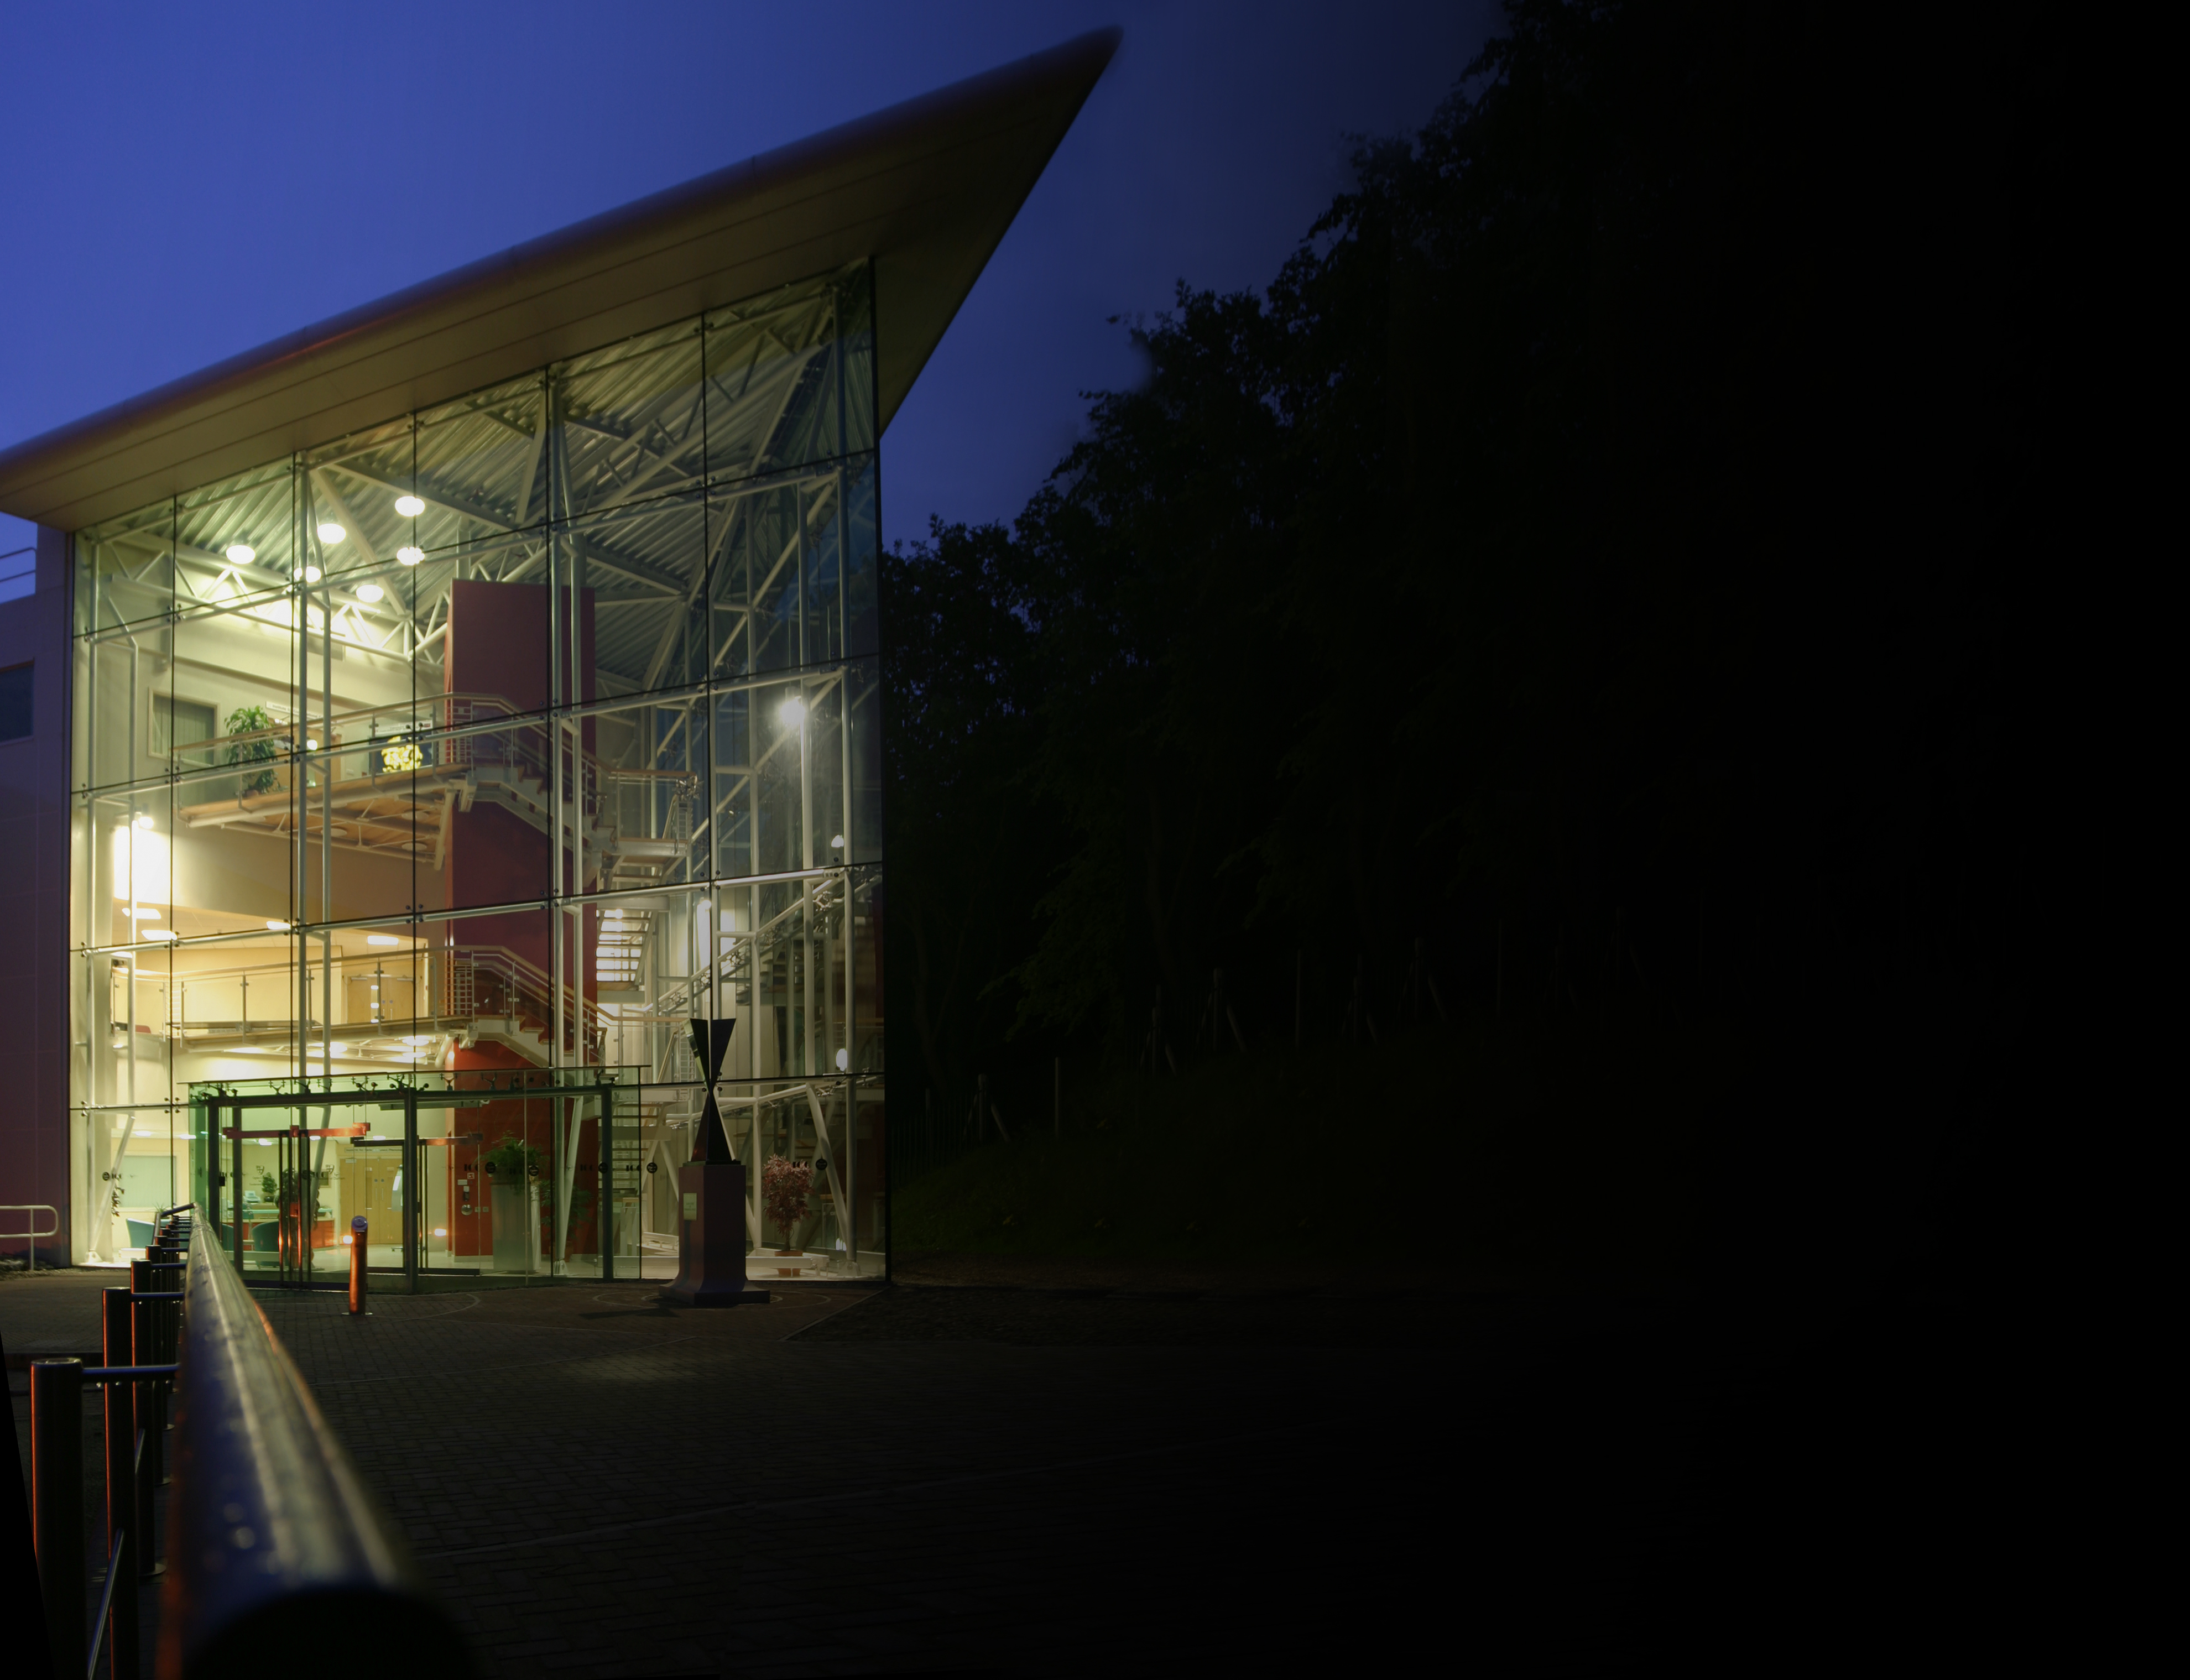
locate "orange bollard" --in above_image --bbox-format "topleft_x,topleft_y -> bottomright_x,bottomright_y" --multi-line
347,1214 -> 368,1315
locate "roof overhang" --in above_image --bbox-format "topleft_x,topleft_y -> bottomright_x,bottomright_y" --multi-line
0,28 -> 1118,532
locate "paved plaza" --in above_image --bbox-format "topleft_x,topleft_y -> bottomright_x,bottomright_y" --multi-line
7,1258 -> 2021,1676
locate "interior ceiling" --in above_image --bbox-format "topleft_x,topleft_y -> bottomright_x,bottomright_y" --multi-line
0,29 -> 1118,533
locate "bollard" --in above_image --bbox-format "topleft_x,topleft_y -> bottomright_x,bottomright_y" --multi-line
31,1358 -> 86,1680
349,1214 -> 368,1314
101,1287 -> 140,1679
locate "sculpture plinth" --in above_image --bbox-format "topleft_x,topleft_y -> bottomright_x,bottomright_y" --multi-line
663,1160 -> 753,1306
660,1016 -> 764,1307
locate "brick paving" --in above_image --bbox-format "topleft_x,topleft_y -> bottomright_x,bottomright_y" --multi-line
14,1261 -> 2038,1676
12,1265 -> 1719,1675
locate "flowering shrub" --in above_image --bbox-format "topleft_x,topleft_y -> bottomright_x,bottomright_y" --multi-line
761,1155 -> 812,1248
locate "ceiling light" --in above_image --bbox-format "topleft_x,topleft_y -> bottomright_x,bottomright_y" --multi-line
144,928 -> 178,941
132,812 -> 153,831
779,697 -> 806,727
836,1048 -> 849,1071
354,583 -> 384,603
316,522 -> 345,545
367,933 -> 401,946
397,546 -> 424,566
305,738 -> 320,752
301,565 -> 322,585
831,833 -> 846,849
394,494 -> 425,518
401,1034 -> 430,1046
267,920 -> 291,931
330,1042 -> 347,1056
125,907 -> 161,920
224,542 -> 257,565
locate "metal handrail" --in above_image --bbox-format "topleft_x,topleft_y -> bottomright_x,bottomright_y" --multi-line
160,1224 -> 473,1677
2,1202 -> 59,1274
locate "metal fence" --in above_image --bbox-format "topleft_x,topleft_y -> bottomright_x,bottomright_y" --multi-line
22,1207 -> 473,1680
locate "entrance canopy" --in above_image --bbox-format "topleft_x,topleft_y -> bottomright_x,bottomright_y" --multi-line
0,29 -> 1119,532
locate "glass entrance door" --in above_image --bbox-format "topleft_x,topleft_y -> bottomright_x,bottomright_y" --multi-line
199,1070 -> 638,1291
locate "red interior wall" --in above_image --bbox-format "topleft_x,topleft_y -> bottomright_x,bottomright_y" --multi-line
443,581 -> 601,996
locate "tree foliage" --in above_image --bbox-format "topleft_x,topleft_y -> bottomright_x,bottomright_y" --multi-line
885,0 -> 2057,1285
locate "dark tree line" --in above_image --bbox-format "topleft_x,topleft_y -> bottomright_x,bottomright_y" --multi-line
885,1 -> 2060,1291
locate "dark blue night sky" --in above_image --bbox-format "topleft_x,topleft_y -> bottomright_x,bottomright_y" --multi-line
0,1 -> 1491,559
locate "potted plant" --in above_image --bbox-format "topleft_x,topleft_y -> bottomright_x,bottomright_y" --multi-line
762,1155 -> 812,1254
482,1134 -> 546,1273
225,705 -> 283,795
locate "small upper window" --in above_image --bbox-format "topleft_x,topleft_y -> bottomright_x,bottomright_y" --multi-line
0,662 -> 31,742
153,695 -> 217,758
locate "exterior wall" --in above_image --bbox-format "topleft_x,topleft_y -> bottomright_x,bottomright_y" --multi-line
0,526 -> 72,1263
59,262 -> 888,1275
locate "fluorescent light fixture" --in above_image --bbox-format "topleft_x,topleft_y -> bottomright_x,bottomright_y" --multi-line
316,522 -> 345,545
144,928 -> 178,941
354,583 -> 384,603
394,494 -> 426,518
397,546 -> 424,566
779,696 -> 806,727
224,542 -> 257,565
400,1035 -> 430,1046
301,565 -> 322,584
125,907 -> 161,920
330,1042 -> 347,1055
267,920 -> 290,931
366,934 -> 401,947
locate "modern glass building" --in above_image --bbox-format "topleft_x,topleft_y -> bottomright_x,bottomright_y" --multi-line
0,31 -> 1117,1285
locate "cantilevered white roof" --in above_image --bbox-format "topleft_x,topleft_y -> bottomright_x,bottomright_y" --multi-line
0,29 -> 1118,532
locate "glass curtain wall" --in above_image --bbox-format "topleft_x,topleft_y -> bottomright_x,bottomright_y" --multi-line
69,262 -> 886,1281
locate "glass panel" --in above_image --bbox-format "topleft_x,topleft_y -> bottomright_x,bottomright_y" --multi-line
708,478 -> 803,679
836,260 -> 877,460
76,497 -> 173,634
718,671 -> 824,883
415,372 -> 548,546
176,456 -> 296,614
304,418 -> 417,593
77,628 -> 165,793
704,264 -> 867,487
441,560 -> 551,718
847,658 -> 883,863
166,758 -> 296,939
586,692 -> 707,894
550,320 -> 706,520
800,472 -> 847,669
843,452 -> 879,659
171,597 -> 302,782
88,1106 -> 182,1262
558,494 -> 707,701
425,711 -> 556,912
166,930 -> 306,1082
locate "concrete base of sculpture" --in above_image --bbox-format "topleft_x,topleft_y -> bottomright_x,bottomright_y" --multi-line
660,1160 -> 757,1306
